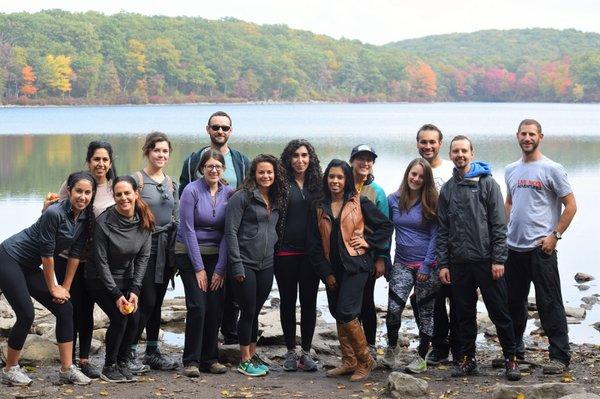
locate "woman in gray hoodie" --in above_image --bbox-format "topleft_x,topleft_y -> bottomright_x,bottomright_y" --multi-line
85,176 -> 154,383
225,154 -> 288,377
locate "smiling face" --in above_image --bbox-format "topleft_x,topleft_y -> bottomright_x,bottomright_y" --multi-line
206,115 -> 232,148
350,152 -> 374,179
517,123 -> 543,155
407,163 -> 425,193
291,145 -> 310,176
255,162 -> 275,189
68,179 -> 94,212
113,181 -> 138,217
88,148 -> 112,183
147,140 -> 170,170
327,166 -> 346,196
417,129 -> 442,164
449,139 -> 474,173
202,157 -> 224,185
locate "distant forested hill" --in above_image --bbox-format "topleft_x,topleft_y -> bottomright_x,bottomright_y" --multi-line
0,11 -> 599,105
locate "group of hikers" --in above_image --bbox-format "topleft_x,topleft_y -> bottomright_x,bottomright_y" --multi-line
0,112 -> 577,387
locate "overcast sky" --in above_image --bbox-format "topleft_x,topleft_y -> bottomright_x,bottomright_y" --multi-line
1,0 -> 598,45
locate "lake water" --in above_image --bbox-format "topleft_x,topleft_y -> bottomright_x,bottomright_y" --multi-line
1,102 -> 599,345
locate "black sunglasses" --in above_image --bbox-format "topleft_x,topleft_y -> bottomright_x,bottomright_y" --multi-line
156,183 -> 170,200
210,125 -> 231,132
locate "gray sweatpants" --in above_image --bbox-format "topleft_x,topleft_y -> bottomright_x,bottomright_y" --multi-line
386,262 -> 440,352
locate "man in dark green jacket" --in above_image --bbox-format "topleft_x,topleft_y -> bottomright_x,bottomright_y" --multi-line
436,135 -> 520,382
178,111 -> 250,345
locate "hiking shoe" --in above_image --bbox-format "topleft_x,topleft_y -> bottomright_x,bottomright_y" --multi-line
505,357 -> 522,381
116,363 -> 136,382
298,351 -> 318,372
100,364 -> 127,383
451,356 -> 478,377
143,348 -> 178,371
283,350 -> 299,371
381,346 -> 399,370
183,365 -> 200,378
1,365 -> 32,386
405,355 -> 427,374
59,364 -> 92,385
121,351 -> 150,375
237,360 -> 267,377
492,354 -> 525,368
426,348 -> 449,366
543,359 -> 568,375
78,361 -> 101,379
251,354 -> 269,373
369,344 -> 378,361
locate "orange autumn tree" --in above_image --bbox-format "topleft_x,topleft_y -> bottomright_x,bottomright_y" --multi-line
405,61 -> 437,101
20,65 -> 37,97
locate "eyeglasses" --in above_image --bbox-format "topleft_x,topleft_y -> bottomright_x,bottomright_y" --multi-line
156,183 -> 170,200
204,165 -> 223,171
210,125 -> 231,132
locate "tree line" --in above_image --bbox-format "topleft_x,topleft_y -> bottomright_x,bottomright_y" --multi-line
1,10 -> 599,105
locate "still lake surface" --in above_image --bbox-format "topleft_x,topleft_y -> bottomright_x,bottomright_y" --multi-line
1,102 -> 599,346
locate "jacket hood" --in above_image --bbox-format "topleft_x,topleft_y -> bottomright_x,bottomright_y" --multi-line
464,161 -> 492,178
102,205 -> 141,232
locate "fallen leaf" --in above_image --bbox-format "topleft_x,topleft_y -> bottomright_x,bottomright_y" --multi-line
99,390 -> 109,396
516,393 -> 525,399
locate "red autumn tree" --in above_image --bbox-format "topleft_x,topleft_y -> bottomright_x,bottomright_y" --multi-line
20,65 -> 37,97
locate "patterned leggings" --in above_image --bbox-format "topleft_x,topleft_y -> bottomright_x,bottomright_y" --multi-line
386,262 -> 440,357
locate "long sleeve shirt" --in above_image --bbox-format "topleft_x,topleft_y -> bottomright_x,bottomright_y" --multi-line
176,179 -> 233,275
388,193 -> 438,275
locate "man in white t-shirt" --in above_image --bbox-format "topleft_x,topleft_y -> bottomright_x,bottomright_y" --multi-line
413,124 -> 457,366
504,119 -> 577,375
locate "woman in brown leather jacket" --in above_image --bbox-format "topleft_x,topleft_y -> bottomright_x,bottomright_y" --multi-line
307,159 -> 393,382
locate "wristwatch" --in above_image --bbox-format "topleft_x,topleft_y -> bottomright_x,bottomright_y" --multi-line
552,230 -> 562,240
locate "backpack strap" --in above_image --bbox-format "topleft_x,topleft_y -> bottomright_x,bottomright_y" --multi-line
135,171 -> 144,192
164,174 -> 176,194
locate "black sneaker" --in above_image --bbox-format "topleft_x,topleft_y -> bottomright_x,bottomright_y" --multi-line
101,364 -> 127,383
451,356 -> 478,377
122,351 -> 150,375
426,348 -> 450,366
505,357 -> 522,381
78,361 -> 101,379
116,363 -> 136,382
143,348 -> 178,371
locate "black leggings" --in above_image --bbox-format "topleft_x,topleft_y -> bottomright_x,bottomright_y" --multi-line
54,257 -> 95,359
274,255 -> 320,351
88,284 -> 139,366
232,267 -> 274,346
326,268 -> 369,324
133,253 -> 171,346
0,246 -> 73,350
359,275 -> 377,346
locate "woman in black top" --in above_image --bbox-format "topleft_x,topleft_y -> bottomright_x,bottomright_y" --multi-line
85,176 -> 154,383
307,159 -> 393,382
276,140 -> 322,372
0,171 -> 96,386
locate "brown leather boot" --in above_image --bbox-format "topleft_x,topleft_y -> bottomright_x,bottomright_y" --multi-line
344,318 -> 376,382
326,323 -> 357,377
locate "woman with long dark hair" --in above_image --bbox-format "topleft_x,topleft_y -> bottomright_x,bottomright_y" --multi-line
176,149 -> 234,377
42,140 -> 118,378
276,140 -> 322,372
85,176 -> 154,383
381,158 -> 439,373
225,154 -> 288,377
307,159 -> 392,382
1,171 -> 96,386
128,132 -> 179,372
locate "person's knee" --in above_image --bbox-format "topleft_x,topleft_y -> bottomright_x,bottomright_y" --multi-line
15,306 -> 35,330
55,301 -> 74,322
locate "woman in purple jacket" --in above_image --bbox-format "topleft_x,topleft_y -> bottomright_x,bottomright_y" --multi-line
382,158 -> 439,374
176,149 -> 234,377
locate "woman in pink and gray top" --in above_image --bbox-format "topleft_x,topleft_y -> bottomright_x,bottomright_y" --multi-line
176,149 -> 234,377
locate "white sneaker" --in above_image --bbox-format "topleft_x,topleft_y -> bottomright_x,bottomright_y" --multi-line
381,346 -> 399,369
1,364 -> 33,386
59,364 -> 92,385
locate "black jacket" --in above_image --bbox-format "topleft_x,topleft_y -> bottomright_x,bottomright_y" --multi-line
86,206 -> 151,300
179,146 -> 250,196
225,188 -> 279,277
307,196 -> 393,279
436,170 -> 507,268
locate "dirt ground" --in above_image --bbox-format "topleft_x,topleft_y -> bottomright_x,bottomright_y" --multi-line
2,342 -> 599,399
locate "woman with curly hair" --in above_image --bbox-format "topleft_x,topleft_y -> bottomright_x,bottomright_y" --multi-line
382,158 -> 439,374
276,140 -> 322,372
307,159 -> 393,382
225,154 -> 288,377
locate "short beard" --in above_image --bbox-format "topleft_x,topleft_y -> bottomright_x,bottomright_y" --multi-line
210,136 -> 227,148
519,140 -> 539,154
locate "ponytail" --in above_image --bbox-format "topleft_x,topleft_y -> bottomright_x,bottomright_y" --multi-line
112,175 -> 155,232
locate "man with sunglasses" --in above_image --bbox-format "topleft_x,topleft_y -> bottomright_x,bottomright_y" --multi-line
178,111 -> 250,346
